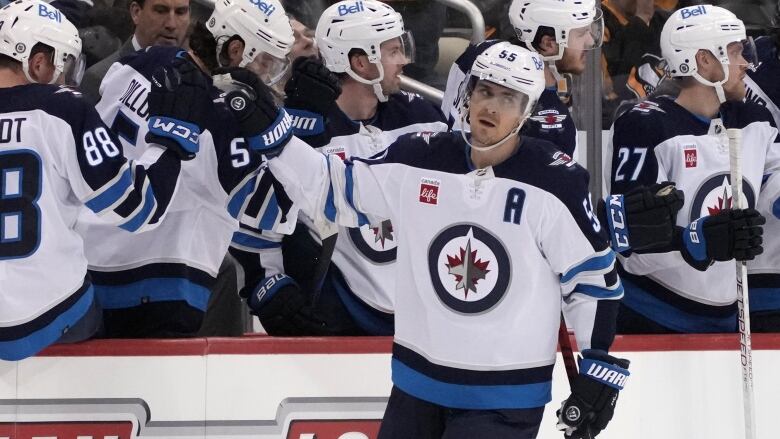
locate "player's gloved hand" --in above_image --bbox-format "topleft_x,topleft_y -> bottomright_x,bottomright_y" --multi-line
681,208 -> 765,270
242,273 -> 325,336
145,51 -> 210,160
215,67 -> 292,157
557,349 -> 630,438
284,56 -> 342,115
598,182 -> 684,253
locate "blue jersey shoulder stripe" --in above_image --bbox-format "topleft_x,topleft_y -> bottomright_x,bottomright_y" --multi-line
231,231 -> 282,250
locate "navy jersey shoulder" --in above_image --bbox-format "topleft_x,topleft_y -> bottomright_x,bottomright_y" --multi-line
116,45 -> 186,80
0,83 -> 93,135
614,97 -> 709,146
381,131 -> 470,174
521,87 -> 577,155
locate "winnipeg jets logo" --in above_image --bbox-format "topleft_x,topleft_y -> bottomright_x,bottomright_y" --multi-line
428,224 -> 511,314
348,220 -> 397,264
690,173 -> 756,222
446,238 -> 491,298
632,100 -> 666,114
548,151 -> 575,167
530,110 -> 567,130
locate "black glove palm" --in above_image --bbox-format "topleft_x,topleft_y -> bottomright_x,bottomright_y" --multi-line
283,56 -> 342,115
145,52 -> 211,160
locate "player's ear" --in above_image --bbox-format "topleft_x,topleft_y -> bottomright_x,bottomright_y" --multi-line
130,1 -> 143,26
227,39 -> 245,67
27,51 -> 54,84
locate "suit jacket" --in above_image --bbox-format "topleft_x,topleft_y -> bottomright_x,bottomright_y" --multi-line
80,38 -> 137,105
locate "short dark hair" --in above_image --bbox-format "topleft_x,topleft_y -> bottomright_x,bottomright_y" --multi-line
0,43 -> 54,71
130,0 -> 146,8
189,20 -> 219,73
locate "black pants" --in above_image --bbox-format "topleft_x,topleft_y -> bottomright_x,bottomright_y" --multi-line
377,386 -> 544,439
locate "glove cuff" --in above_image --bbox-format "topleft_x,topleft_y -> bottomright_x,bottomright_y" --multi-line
682,217 -> 708,262
579,357 -> 630,390
604,194 -> 631,253
249,273 -> 298,310
284,108 -> 326,137
247,109 -> 294,154
147,116 -> 200,156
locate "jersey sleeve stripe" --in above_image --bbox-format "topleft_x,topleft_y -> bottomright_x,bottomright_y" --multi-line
324,159 -> 338,222
231,231 -> 282,250
345,162 -> 370,227
569,281 -> 625,299
560,249 -> 616,284
84,166 -> 133,214
118,183 -> 157,232
258,192 -> 281,230
227,176 -> 257,219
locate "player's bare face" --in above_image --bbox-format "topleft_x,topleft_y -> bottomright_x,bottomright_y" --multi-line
378,37 -> 411,95
557,27 -> 596,74
468,81 -> 525,145
723,42 -> 750,101
131,0 -> 190,48
290,19 -> 318,60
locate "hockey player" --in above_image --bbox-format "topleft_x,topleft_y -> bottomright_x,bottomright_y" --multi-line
231,0 -> 448,336
232,41 -> 628,439
439,0 -> 604,156
75,0 -> 295,337
609,5 -> 773,334
742,6 -> 780,331
0,0 -> 204,359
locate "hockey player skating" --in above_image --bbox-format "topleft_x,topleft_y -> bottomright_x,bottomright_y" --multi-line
609,4 -> 774,334
440,0 -> 604,156
0,0 -> 204,358
75,0 -> 295,337
230,41 -> 629,439
231,0 -> 448,336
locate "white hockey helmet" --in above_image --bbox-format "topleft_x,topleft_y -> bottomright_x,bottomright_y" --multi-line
660,4 -> 756,102
0,0 -> 84,85
460,42 -> 546,151
509,0 -> 604,61
206,0 -> 294,85
315,0 -> 415,102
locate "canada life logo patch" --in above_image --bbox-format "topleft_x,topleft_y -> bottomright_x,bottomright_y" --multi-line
428,224 -> 511,314
324,146 -> 347,161
684,147 -> 697,168
419,177 -> 440,205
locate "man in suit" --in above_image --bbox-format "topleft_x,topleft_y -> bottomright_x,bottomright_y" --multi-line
80,0 -> 190,104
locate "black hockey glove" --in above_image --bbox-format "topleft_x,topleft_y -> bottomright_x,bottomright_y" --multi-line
598,182 -> 684,253
242,273 -> 327,336
215,67 -> 292,157
145,51 -> 211,160
557,350 -> 630,438
681,208 -> 765,270
284,56 -> 342,115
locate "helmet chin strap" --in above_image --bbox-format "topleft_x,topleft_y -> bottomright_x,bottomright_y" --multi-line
693,64 -> 730,104
346,63 -> 388,103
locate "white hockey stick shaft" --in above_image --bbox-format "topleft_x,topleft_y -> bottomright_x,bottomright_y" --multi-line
727,128 -> 756,439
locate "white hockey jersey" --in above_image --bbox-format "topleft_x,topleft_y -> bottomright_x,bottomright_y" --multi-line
76,46 -> 288,312
233,92 -> 447,334
610,97 -> 780,332
440,40 -> 578,157
269,132 -> 622,409
0,84 -> 182,360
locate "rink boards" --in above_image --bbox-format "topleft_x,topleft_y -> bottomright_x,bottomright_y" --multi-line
1,334 -> 779,439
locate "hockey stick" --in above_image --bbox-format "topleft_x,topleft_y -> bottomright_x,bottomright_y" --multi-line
727,128 -> 757,439
558,316 -> 593,439
308,219 -> 338,305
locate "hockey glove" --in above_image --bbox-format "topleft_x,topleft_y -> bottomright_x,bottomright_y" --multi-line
557,349 -> 630,438
242,273 -> 326,336
598,182 -> 684,253
681,208 -> 765,270
216,67 -> 293,157
283,56 -> 341,137
145,52 -> 211,160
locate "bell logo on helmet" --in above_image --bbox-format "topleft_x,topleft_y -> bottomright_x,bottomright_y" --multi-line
680,5 -> 707,19
337,1 -> 365,16
38,3 -> 62,22
532,56 -> 543,71
248,0 -> 276,17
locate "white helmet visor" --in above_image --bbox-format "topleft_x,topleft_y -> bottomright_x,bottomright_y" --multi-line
380,31 -> 415,65
245,51 -> 291,86
567,9 -> 604,51
61,53 -> 86,86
